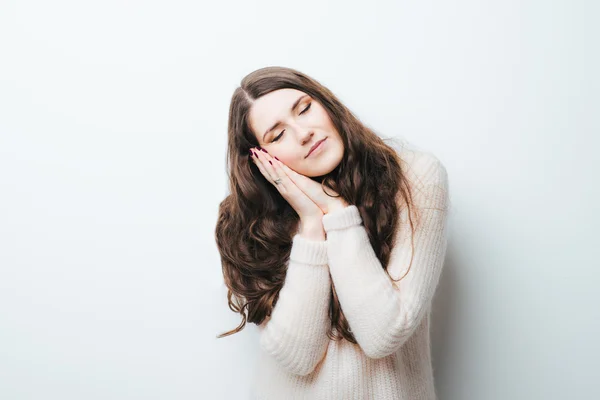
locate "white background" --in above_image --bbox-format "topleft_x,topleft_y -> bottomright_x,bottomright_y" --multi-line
1,1 -> 598,399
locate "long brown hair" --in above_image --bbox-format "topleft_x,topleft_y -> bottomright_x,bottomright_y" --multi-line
215,66 -> 422,343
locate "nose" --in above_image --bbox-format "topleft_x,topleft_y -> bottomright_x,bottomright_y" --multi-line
287,120 -> 314,146
298,127 -> 314,146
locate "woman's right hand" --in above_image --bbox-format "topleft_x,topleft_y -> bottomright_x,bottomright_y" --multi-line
250,147 -> 324,223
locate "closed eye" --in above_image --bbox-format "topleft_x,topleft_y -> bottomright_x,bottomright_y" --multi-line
271,102 -> 312,143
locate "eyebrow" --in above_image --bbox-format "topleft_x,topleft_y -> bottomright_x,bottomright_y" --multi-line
262,94 -> 308,142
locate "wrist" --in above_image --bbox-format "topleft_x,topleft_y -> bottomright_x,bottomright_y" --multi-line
298,218 -> 326,241
327,198 -> 350,214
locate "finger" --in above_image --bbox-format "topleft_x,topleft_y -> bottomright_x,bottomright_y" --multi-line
250,150 -> 275,184
263,153 -> 326,212
274,159 -> 309,189
253,149 -> 278,182
269,156 -> 293,177
275,159 -> 339,211
265,153 -> 290,183
272,158 -> 324,204
274,160 -> 306,185
277,160 -> 339,196
253,149 -> 289,190
258,151 -> 309,201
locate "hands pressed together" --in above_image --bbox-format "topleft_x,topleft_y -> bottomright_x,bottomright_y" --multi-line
249,146 -> 349,225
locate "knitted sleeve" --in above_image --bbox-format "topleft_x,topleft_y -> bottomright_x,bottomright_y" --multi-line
257,234 -> 331,376
322,155 -> 450,359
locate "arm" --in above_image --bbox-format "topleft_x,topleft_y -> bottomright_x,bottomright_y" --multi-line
257,227 -> 331,376
322,158 -> 449,359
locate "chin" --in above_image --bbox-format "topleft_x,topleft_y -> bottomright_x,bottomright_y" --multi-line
304,170 -> 329,179
302,160 -> 341,178
299,143 -> 343,177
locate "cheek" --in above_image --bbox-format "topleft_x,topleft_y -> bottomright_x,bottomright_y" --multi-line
278,153 -> 307,174
320,113 -> 338,134
316,109 -> 331,125
274,151 -> 297,168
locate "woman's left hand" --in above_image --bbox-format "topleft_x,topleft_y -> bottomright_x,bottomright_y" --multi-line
263,152 -> 349,214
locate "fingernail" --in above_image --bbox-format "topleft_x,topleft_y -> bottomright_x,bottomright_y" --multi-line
261,148 -> 268,153
269,160 -> 272,165
274,156 -> 279,161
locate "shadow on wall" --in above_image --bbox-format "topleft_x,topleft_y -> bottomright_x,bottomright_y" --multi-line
431,237 -> 463,396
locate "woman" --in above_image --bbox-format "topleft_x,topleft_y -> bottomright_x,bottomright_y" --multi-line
215,66 -> 450,400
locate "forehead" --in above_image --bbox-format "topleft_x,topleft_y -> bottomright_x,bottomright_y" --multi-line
249,88 -> 306,137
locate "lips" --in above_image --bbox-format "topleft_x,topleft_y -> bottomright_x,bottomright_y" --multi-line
307,138 -> 326,157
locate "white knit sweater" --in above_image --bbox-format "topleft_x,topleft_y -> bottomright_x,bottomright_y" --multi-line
250,146 -> 450,400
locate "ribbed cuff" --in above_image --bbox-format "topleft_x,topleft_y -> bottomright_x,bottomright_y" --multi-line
322,205 -> 363,232
289,234 -> 328,265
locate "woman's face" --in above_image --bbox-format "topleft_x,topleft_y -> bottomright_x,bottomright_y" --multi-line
248,88 -> 344,177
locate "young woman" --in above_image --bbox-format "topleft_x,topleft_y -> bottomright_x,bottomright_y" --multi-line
215,66 -> 450,400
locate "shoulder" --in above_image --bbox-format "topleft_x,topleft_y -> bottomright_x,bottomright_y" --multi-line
395,142 -> 448,187
393,141 -> 449,209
